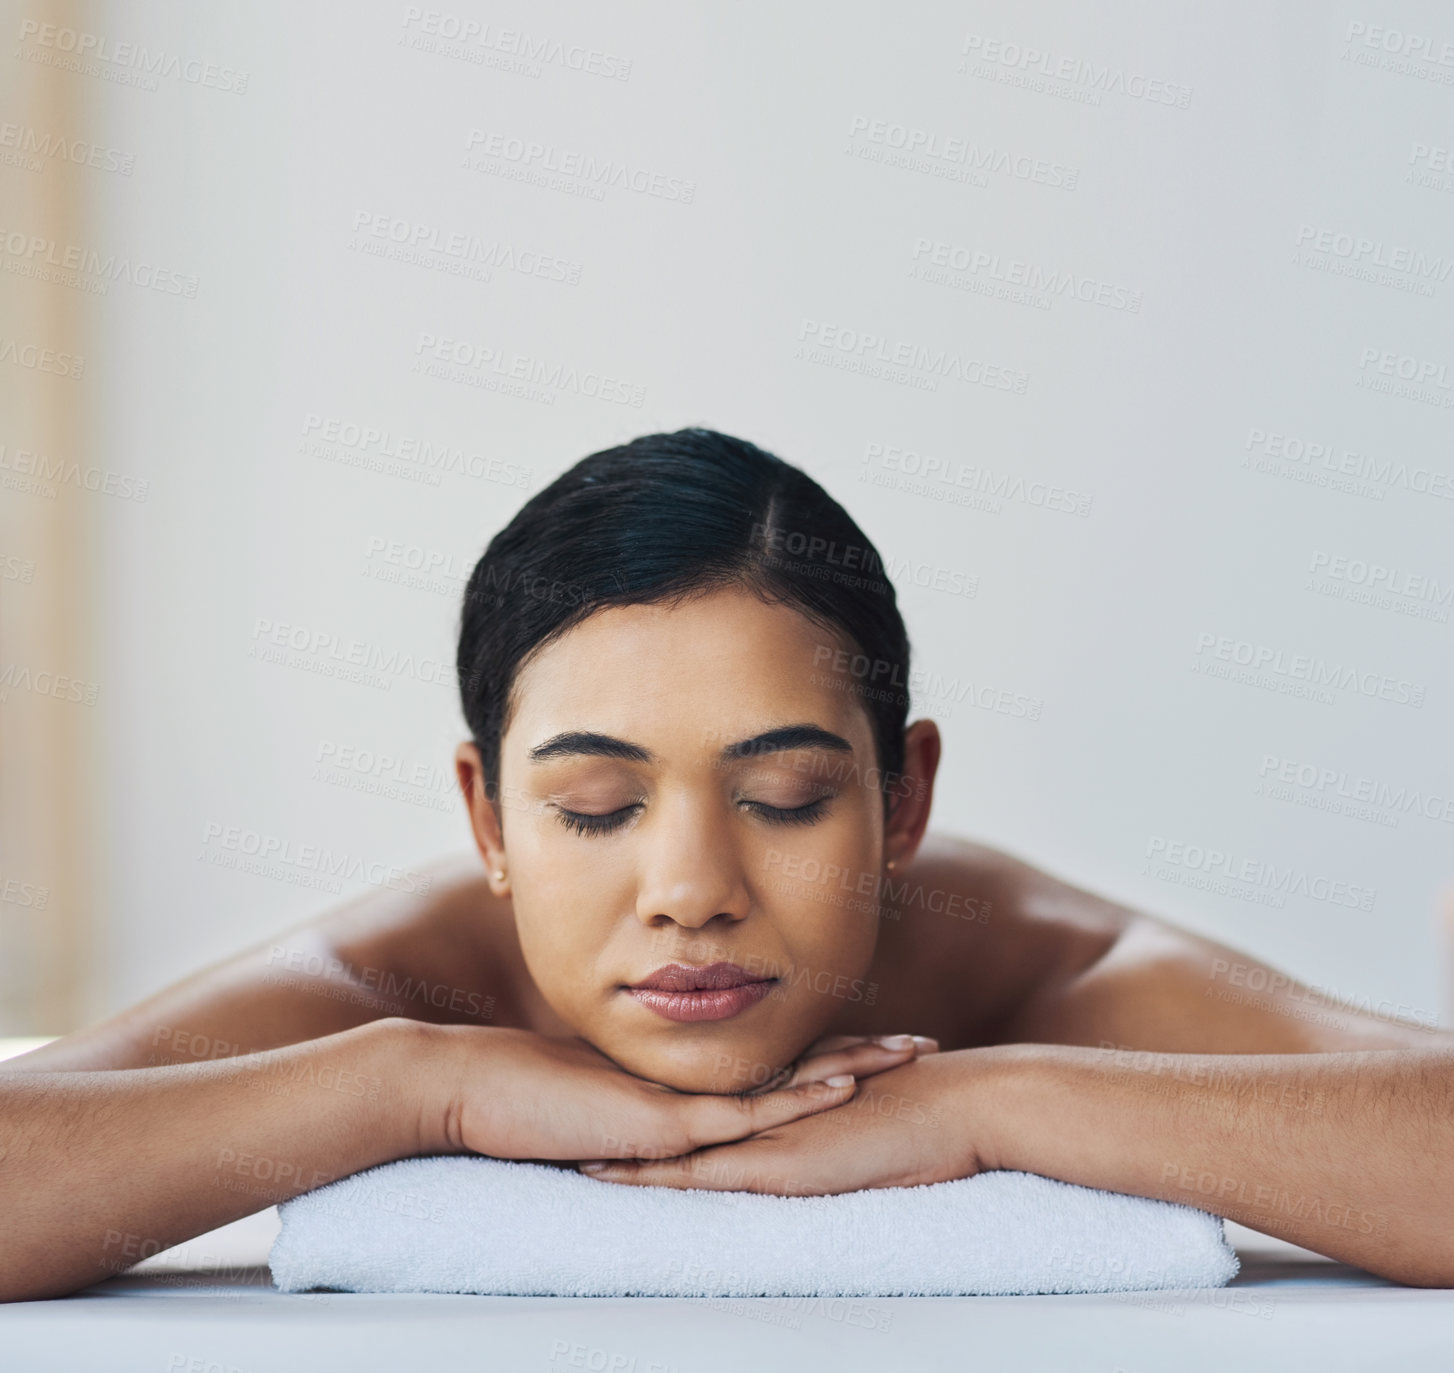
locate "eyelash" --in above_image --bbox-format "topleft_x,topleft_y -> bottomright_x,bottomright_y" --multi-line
553,796 -> 832,838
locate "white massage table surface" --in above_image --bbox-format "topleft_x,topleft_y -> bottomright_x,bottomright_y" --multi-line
2,1209 -> 1449,1372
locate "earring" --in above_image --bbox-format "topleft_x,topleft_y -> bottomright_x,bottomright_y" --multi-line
493,869 -> 505,882
886,859 -> 897,871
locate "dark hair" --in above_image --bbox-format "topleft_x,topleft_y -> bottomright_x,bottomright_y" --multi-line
456,427 -> 911,817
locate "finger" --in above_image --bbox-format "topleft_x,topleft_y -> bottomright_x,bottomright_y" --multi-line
576,1156 -> 703,1188
800,1033 -> 939,1062
675,1075 -> 856,1151
579,1144 -> 799,1193
787,1039 -> 915,1085
789,1035 -> 940,1085
799,1034 -> 875,1056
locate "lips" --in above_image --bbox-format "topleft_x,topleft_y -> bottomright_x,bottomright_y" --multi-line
624,961 -> 777,1022
630,961 -> 770,992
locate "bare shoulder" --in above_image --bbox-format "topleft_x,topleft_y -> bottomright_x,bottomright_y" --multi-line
888,834 -> 1129,1042
933,836 -> 1454,1053
319,851 -> 509,1015
9,851 -> 510,1072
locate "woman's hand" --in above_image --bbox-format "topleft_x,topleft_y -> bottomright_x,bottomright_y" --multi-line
574,1048 -> 1005,1194
743,1032 -> 939,1094
420,1025 -> 937,1165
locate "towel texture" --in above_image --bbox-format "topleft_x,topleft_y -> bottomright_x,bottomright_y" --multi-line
269,1156 -> 1238,1297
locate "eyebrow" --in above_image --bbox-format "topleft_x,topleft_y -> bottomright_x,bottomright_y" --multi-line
526,723 -> 855,767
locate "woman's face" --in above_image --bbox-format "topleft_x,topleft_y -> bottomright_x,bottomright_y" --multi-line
483,584 -> 906,1093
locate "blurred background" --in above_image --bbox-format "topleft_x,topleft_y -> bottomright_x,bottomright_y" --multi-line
2,0 -> 1451,1038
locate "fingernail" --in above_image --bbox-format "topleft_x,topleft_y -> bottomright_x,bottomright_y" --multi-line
824,1074 -> 855,1087
911,1036 -> 939,1052
579,1161 -> 608,1174
876,1034 -> 914,1050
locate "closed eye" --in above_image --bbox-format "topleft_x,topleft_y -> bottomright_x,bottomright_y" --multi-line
553,804 -> 642,838
552,796 -> 832,838
741,797 -> 832,827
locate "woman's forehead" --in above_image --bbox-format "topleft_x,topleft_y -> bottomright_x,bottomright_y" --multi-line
518,590 -> 856,688
503,597 -> 872,759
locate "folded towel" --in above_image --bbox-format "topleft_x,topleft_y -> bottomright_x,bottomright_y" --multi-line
269,1156 -> 1238,1297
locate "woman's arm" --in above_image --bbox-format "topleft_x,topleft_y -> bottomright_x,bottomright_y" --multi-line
0,1017 -> 423,1302
7,852 -> 499,1073
979,1041 -> 1454,1286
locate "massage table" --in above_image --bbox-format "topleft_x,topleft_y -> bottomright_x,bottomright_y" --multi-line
1,1207 -> 1448,1372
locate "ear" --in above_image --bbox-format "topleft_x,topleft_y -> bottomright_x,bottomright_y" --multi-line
883,719 -> 941,871
454,741 -> 510,898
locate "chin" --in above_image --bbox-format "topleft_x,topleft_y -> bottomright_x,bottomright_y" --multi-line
602,1031 -> 805,1096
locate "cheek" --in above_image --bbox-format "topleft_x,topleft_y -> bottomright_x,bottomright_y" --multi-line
510,900 -> 593,1003
775,899 -> 881,1008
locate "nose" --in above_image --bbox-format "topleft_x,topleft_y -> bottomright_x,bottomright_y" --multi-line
632,793 -> 751,931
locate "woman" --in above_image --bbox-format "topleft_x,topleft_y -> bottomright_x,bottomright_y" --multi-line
3,427 -> 1451,1301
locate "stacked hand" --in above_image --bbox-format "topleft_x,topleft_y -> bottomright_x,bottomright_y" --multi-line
427,1025 -> 996,1196
578,1043 -> 997,1195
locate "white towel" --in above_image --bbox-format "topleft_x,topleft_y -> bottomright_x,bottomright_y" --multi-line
269,1156 -> 1238,1297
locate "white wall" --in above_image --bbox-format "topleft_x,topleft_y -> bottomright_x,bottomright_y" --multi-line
12,0 -> 1453,1028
